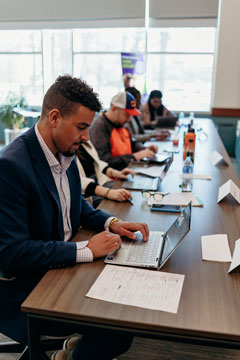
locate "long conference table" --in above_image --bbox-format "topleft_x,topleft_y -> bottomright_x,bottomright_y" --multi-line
22,119 -> 240,359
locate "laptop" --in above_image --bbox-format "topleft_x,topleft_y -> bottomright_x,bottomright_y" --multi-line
105,202 -> 192,270
156,116 -> 178,128
141,153 -> 170,164
121,154 -> 173,191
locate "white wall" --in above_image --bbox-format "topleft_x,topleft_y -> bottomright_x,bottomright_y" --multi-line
212,0 -> 240,109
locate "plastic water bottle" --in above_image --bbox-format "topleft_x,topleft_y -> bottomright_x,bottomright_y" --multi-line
182,157 -> 193,192
178,111 -> 185,126
189,112 -> 195,127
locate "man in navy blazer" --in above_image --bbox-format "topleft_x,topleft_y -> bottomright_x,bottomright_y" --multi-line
0,76 -> 149,360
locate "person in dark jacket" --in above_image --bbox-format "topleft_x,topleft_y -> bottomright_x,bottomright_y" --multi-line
0,75 -> 149,360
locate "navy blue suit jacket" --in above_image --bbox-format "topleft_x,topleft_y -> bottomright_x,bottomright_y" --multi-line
0,126 -> 111,340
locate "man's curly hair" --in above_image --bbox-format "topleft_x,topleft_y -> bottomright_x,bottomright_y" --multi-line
41,75 -> 102,117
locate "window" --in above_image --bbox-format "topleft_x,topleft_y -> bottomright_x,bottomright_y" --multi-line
0,30 -> 43,106
42,30 -> 73,93
0,27 -> 216,111
147,28 -> 216,111
147,28 -> 215,53
73,28 -> 146,108
73,54 -> 122,108
73,28 -> 146,53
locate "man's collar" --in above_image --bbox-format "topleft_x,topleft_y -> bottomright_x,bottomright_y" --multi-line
35,123 -> 74,170
102,111 -> 123,129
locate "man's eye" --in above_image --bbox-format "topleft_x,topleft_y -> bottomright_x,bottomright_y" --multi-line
78,126 -> 86,130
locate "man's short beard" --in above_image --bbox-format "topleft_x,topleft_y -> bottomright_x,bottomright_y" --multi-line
62,150 -> 75,157
62,140 -> 86,157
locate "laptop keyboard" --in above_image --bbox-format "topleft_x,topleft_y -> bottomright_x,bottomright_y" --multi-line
124,176 -> 157,190
126,231 -> 163,265
136,177 -> 156,188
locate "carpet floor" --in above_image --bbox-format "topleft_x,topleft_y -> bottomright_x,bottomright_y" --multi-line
1,333 -> 240,360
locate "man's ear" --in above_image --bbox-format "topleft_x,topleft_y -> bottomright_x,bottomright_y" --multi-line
111,105 -> 117,112
48,109 -> 61,127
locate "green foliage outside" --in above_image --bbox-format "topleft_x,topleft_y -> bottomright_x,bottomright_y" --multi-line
0,94 -> 27,130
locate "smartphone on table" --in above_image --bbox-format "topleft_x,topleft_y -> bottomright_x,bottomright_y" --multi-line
150,204 -> 181,213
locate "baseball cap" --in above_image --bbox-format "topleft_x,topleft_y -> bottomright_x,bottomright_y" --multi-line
111,92 -> 141,116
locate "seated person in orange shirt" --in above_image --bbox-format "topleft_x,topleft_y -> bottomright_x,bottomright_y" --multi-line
90,91 -> 158,170
75,140 -> 134,207
141,90 -> 176,129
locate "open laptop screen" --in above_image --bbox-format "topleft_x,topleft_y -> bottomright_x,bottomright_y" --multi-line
156,116 -> 178,127
159,202 -> 192,266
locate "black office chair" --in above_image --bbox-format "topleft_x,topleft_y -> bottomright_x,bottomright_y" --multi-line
0,269 -> 64,359
0,336 -> 65,360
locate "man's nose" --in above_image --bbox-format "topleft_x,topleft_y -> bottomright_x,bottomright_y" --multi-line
81,128 -> 89,142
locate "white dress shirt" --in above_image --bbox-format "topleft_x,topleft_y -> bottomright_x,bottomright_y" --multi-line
35,124 -> 93,263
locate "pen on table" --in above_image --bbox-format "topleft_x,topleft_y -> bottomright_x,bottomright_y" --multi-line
126,198 -> 134,205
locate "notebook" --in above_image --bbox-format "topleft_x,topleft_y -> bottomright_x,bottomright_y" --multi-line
105,202 -> 192,269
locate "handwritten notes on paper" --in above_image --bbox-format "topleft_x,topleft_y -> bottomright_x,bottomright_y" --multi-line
218,179 -> 240,204
201,234 -> 232,262
86,265 -> 185,314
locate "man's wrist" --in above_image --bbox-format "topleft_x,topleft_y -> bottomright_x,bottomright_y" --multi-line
104,187 -> 111,199
104,217 -> 121,230
76,241 -> 93,263
109,217 -> 121,229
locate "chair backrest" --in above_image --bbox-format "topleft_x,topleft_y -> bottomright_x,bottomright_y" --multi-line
0,269 -> 15,281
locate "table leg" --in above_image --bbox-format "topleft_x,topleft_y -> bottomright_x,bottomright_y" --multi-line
27,314 -> 41,360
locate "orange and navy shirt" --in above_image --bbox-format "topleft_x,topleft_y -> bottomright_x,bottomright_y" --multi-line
110,127 -> 132,157
89,112 -> 144,170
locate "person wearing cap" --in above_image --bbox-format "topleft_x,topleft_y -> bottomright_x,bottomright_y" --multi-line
89,91 -> 158,170
141,90 -> 176,128
125,87 -> 170,142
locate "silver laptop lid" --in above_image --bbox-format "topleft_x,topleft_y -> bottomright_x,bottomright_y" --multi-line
159,202 -> 192,268
141,153 -> 170,164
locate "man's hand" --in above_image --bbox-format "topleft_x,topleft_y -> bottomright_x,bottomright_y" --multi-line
146,144 -> 158,153
116,168 -> 135,179
107,188 -> 132,202
154,130 -> 170,141
133,148 -> 156,160
109,221 -> 149,241
107,167 -> 135,179
87,231 -> 121,258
